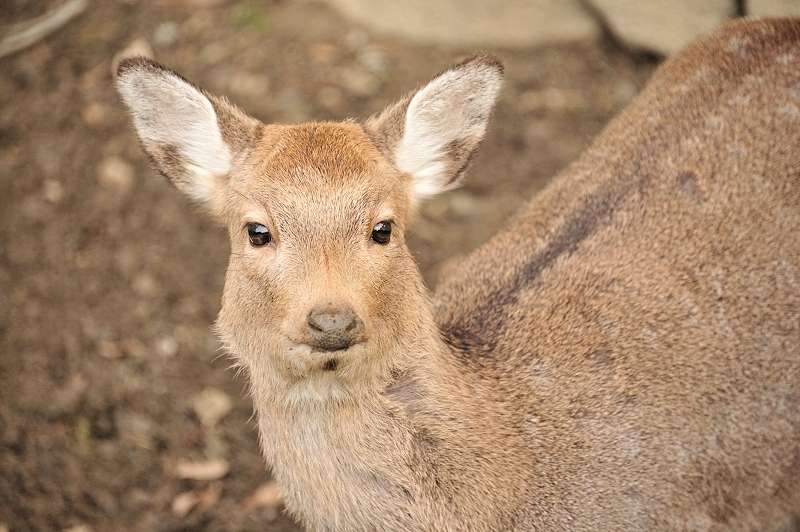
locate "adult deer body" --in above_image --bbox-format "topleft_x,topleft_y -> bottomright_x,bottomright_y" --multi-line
118,18 -> 800,531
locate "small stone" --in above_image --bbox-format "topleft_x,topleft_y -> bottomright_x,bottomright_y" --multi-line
317,86 -> 344,110
174,458 -> 230,481
20,196 -> 49,222
519,88 -> 585,113
171,491 -> 200,518
81,102 -> 109,126
49,374 -> 89,417
309,42 -> 340,65
199,42 -> 227,65
42,179 -> 65,203
358,45 -> 388,76
190,387 -> 233,429
132,272 -> 159,298
422,197 -> 449,222
448,191 -> 478,218
153,21 -> 180,47
197,482 -> 222,510
116,411 -> 156,449
340,66 -> 381,98
228,72 -> 270,99
240,482 -> 283,511
121,338 -> 149,359
97,341 -> 123,360
97,155 -> 136,195
155,336 -> 179,358
63,525 -> 93,532
614,80 -> 638,107
345,29 -> 369,50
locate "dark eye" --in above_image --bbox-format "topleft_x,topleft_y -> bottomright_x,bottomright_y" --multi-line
371,221 -> 392,245
246,222 -> 272,246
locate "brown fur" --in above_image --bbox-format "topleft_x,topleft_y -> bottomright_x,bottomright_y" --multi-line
117,19 -> 800,531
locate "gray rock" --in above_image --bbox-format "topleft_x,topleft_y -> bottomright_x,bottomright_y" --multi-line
747,0 -> 800,16
588,0 -> 736,55
302,0 -> 599,47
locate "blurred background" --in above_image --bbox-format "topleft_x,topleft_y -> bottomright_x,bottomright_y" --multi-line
0,0 -> 795,530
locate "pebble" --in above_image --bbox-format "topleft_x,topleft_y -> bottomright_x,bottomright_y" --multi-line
96,155 -> 136,195
97,340 -> 123,360
317,86 -> 344,110
171,483 -> 222,518
63,525 -> 93,532
49,374 -> 89,417
121,338 -> 149,359
20,195 -> 50,222
155,336 -> 179,358
345,29 -> 369,50
190,387 -> 233,429
227,72 -> 270,99
308,42 -> 340,65
199,42 -> 228,65
132,272 -> 159,298
80,102 -> 108,126
42,178 -> 65,203
171,491 -> 200,519
448,191 -> 478,218
153,22 -> 180,47
358,45 -> 389,77
518,88 -> 586,113
240,482 -> 283,511
174,458 -> 230,481
340,66 -> 381,98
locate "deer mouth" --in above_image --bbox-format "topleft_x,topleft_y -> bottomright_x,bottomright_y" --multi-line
321,358 -> 338,372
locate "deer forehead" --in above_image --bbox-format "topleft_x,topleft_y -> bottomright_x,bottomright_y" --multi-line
224,122 -> 408,230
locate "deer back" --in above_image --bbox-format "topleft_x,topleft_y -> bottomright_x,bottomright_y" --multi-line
433,17 -> 800,529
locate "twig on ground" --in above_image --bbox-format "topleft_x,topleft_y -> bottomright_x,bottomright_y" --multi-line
0,0 -> 89,59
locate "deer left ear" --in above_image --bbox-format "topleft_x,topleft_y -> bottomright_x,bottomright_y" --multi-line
116,56 -> 261,214
366,53 -> 503,202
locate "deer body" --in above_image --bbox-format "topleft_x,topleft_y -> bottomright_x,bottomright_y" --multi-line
118,18 -> 800,531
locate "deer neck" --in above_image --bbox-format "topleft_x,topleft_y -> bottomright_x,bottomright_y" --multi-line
248,283 -> 513,528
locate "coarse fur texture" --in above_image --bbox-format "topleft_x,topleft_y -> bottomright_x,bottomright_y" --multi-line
117,19 -> 800,531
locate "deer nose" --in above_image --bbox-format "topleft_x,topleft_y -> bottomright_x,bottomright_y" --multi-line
305,305 -> 363,351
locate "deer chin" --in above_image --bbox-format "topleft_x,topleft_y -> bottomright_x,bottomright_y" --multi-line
277,341 -> 371,404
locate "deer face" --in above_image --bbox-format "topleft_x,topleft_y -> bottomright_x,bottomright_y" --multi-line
216,123 -> 423,404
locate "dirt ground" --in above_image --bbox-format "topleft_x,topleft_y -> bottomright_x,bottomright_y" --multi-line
0,1 -> 658,530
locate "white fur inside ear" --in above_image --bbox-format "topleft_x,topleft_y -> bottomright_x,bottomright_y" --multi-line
117,67 -> 231,203
395,65 -> 501,199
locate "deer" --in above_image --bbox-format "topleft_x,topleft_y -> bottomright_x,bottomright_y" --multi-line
116,16 -> 800,531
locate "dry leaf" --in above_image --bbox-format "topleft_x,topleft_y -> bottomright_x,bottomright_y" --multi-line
171,491 -> 200,518
174,458 -> 230,481
190,387 -> 233,429
240,481 -> 283,512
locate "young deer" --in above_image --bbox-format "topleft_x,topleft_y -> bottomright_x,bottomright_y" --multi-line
117,17 -> 800,531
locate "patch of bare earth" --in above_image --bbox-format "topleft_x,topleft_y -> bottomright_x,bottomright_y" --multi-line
0,0 -> 656,530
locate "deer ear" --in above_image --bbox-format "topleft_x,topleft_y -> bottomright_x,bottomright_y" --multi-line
366,53 -> 503,202
116,57 -> 260,213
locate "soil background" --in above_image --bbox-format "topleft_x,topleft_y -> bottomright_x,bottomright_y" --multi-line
0,1 -> 657,530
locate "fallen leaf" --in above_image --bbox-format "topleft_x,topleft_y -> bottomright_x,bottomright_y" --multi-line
190,387 -> 233,429
174,458 -> 230,481
240,481 -> 283,512
197,481 -> 222,510
171,490 -> 200,518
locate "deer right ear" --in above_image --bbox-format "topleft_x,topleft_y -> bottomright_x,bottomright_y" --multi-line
365,53 -> 503,204
116,57 -> 260,213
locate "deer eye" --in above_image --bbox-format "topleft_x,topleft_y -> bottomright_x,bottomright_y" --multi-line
246,222 -> 272,246
371,221 -> 392,245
